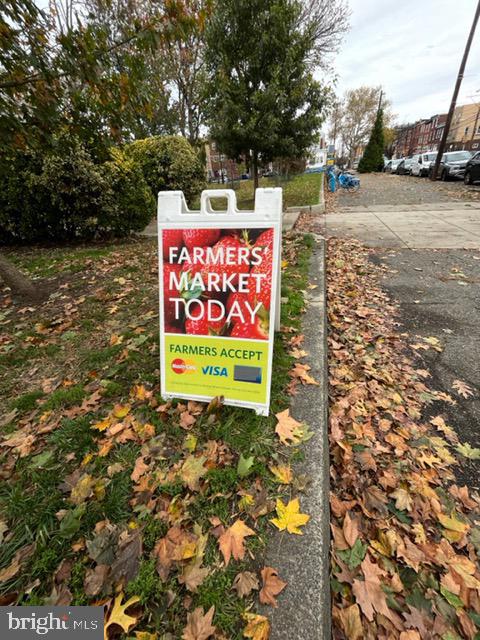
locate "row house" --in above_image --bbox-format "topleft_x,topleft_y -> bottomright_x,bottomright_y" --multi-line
446,103 -> 480,152
393,113 -> 448,156
393,103 -> 480,157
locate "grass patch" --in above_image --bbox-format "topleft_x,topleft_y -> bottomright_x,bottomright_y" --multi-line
193,173 -> 322,210
0,233 -> 313,637
12,390 -> 45,412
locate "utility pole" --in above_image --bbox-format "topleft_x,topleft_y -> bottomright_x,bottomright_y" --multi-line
430,0 -> 480,180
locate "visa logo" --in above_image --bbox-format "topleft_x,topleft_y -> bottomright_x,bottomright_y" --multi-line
202,366 -> 228,377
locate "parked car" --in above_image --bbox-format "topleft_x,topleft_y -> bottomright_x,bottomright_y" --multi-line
410,151 -> 438,177
429,150 -> 472,181
384,158 -> 403,174
397,158 -> 414,175
464,151 -> 480,184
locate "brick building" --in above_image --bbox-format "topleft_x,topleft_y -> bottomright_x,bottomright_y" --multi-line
205,141 -> 241,182
446,103 -> 480,152
394,113 -> 447,158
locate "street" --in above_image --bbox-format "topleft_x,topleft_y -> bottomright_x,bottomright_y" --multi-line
324,171 -> 480,488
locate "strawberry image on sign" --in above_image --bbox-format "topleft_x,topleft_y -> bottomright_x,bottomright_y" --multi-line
226,292 -> 252,322
231,316 -> 268,340
160,227 -> 274,340
185,316 -> 226,336
162,229 -> 184,262
183,228 -> 220,250
202,235 -> 250,286
163,262 -> 183,323
248,229 -> 273,312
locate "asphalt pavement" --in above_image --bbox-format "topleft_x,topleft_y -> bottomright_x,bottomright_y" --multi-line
327,172 -> 480,488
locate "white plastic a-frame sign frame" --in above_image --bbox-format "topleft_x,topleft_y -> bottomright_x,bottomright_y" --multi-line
157,188 -> 282,416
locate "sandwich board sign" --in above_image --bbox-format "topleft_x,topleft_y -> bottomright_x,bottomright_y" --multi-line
157,188 -> 282,416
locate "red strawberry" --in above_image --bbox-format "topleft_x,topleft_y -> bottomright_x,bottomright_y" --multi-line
181,246 -> 207,276
227,292 -> 253,324
183,228 -> 220,250
185,316 -> 226,336
162,229 -> 184,262
165,322 -> 183,334
163,262 -> 183,323
230,317 -> 268,340
203,235 -> 250,286
254,228 -> 274,251
248,239 -> 273,312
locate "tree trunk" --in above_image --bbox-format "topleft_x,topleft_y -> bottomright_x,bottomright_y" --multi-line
253,150 -> 259,191
0,253 -> 45,301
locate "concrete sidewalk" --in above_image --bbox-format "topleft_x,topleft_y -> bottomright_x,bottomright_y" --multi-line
321,202 -> 480,249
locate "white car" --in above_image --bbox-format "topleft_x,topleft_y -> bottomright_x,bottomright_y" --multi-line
411,151 -> 438,177
384,158 -> 403,174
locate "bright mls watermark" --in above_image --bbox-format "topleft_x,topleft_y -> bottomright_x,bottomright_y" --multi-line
0,607 -> 103,639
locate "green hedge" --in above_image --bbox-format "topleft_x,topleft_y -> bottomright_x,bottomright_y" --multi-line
125,135 -> 205,204
0,134 -> 204,244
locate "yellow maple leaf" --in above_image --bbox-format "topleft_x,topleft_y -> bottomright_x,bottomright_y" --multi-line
438,512 -> 469,534
179,455 -> 207,491
134,633 -> 157,640
104,593 -> 140,640
242,613 -> 270,640
92,417 -> 111,432
270,498 -> 309,535
112,404 -> 130,419
269,464 -> 293,484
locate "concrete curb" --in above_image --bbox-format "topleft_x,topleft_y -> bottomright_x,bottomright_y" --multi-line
261,235 -> 330,639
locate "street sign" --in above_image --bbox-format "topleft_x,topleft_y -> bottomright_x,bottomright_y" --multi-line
157,188 -> 282,416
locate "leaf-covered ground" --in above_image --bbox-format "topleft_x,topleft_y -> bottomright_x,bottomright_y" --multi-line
328,238 -> 480,640
0,234 -> 315,639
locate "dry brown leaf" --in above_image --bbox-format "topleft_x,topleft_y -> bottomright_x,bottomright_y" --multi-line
452,379 -> 474,399
0,543 -> 36,584
131,457 -> 149,482
232,571 -> 259,598
274,409 -> 304,446
352,556 -> 402,629
182,606 -> 216,640
218,520 -> 255,566
337,604 -> 363,640
343,511 -> 359,548
259,567 -> 287,607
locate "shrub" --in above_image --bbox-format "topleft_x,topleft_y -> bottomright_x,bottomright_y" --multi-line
99,149 -> 155,236
126,135 -> 205,204
30,136 -> 107,241
0,137 -> 155,244
0,149 -> 43,243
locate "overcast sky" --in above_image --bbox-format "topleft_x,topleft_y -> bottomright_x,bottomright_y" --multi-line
332,0 -> 480,125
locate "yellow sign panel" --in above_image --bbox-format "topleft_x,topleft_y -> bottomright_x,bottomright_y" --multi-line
164,334 -> 269,405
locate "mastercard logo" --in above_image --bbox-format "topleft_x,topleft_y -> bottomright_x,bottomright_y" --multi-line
171,358 -> 197,375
